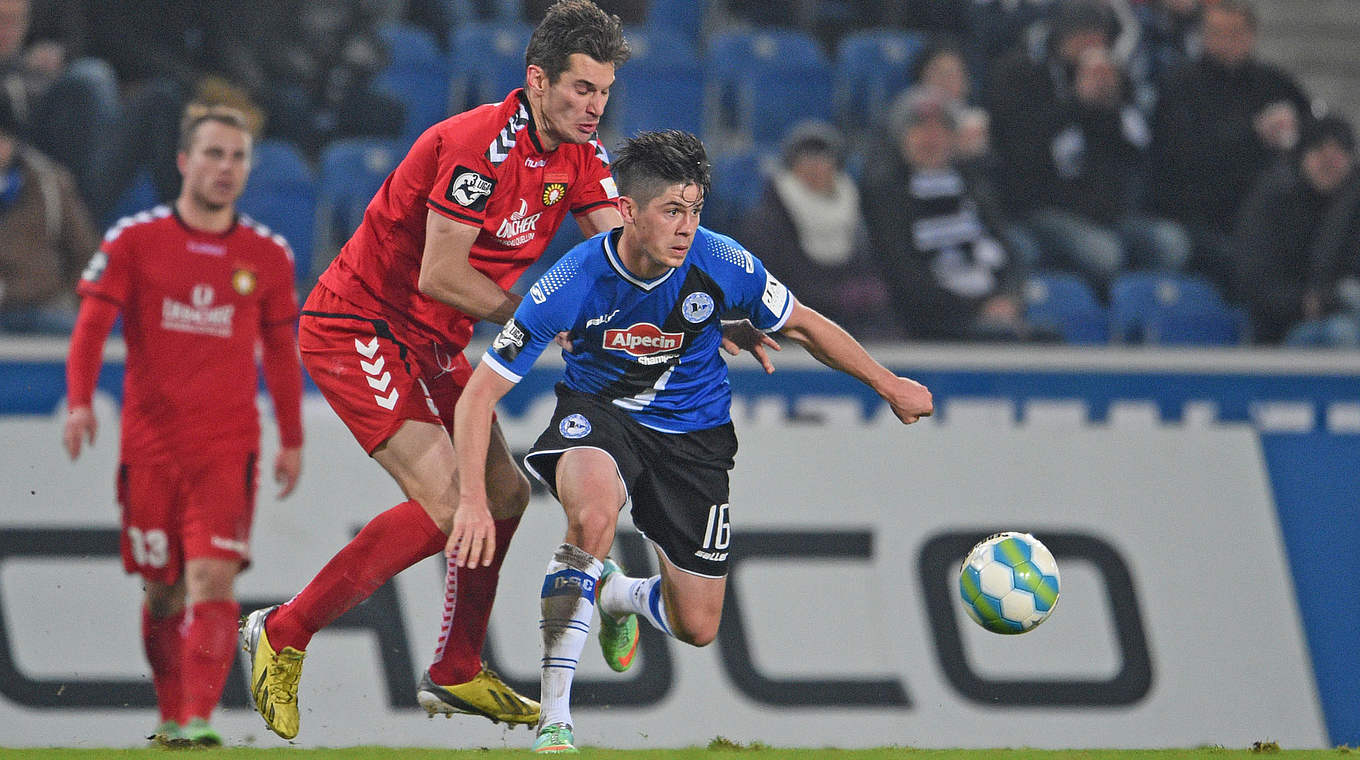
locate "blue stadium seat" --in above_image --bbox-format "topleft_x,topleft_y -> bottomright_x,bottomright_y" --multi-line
833,30 -> 926,131
376,22 -> 452,145
645,0 -> 707,45
607,29 -> 704,139
106,169 -> 160,227
443,0 -> 521,24
705,28 -> 829,143
449,21 -> 533,111
738,62 -> 834,146
704,148 -> 770,235
1144,305 -> 1247,346
1023,271 -> 1108,344
314,137 -> 405,271
238,139 -> 316,283
1108,272 -> 1244,345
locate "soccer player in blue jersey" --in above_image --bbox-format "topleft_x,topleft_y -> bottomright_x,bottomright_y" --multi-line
449,130 -> 934,753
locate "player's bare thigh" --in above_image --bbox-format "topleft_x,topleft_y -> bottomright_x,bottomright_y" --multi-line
654,547 -> 727,647
372,417 -> 528,530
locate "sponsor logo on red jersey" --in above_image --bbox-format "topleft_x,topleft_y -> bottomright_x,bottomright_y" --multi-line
495,198 -> 541,245
161,283 -> 235,338
603,323 -> 683,356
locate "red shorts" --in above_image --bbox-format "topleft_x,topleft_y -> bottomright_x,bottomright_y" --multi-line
300,285 -> 472,454
117,453 -> 258,584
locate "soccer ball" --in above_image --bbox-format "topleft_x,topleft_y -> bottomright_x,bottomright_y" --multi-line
959,531 -> 1061,634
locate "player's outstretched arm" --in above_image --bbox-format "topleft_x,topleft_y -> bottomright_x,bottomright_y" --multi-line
449,362 -> 518,568
776,300 -> 933,424
419,210 -> 522,324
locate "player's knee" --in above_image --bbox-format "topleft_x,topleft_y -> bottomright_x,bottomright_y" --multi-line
184,561 -> 238,602
566,506 -> 616,554
670,613 -> 720,648
143,582 -> 184,618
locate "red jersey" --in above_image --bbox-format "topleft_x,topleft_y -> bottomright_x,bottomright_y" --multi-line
77,206 -> 300,464
319,89 -> 619,348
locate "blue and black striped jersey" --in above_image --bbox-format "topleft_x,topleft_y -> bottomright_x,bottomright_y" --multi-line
482,226 -> 795,432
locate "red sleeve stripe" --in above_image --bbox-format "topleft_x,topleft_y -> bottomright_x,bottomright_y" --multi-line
426,199 -> 483,226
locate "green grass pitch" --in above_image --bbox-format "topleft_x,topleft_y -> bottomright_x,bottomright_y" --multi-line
0,744 -> 1353,759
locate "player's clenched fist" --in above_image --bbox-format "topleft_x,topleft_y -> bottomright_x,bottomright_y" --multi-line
883,376 -> 934,424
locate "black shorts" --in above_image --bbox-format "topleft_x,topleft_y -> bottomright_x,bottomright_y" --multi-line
523,384 -> 738,577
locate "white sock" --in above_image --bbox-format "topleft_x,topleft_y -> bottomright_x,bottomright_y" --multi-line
538,543 -> 603,730
599,573 -> 672,636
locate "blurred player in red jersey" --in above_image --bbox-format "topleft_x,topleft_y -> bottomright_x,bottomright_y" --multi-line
238,0 -> 628,740
62,104 -> 304,747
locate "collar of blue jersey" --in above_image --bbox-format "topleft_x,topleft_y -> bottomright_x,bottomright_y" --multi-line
514,89 -> 546,154
603,227 -> 677,291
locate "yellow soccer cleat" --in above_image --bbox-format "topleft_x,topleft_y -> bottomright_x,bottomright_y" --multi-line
239,606 -> 306,740
416,666 -> 540,726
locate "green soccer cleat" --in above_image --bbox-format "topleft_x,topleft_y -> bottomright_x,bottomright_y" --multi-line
597,558 -> 639,673
415,666 -> 539,726
240,605 -> 306,740
181,717 -> 222,746
532,722 -> 578,753
148,720 -> 184,747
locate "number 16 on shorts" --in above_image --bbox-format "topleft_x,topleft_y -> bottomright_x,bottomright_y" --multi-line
696,503 -> 730,562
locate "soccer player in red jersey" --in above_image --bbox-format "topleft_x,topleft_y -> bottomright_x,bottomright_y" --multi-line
62,104 -> 304,747
238,0 -> 630,740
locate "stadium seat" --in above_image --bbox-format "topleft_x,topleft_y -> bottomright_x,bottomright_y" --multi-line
704,28 -> 830,144
314,137 -> 405,272
1108,272 -> 1244,345
704,148 -> 771,235
1144,305 -> 1246,346
606,29 -> 704,140
449,21 -> 534,111
376,22 -> 452,145
238,139 -> 317,283
1023,271 -> 1108,344
644,0 -> 707,45
833,29 -> 926,132
443,0 -> 521,24
106,169 -> 160,227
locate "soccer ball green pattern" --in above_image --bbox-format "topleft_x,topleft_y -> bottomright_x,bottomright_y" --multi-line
959,531 -> 1061,634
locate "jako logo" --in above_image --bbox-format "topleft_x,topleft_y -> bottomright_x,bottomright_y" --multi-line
604,323 -> 682,356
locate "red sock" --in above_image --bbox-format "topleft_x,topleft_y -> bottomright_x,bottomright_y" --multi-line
180,599 -> 240,722
268,500 -> 446,651
142,606 -> 185,724
428,515 -> 521,685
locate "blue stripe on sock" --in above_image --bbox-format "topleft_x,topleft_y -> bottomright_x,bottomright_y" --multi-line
647,579 -> 672,635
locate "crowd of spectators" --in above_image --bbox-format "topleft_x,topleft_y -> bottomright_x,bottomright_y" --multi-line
1,0 -> 1356,347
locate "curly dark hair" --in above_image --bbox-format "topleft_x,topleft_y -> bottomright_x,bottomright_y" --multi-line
612,130 -> 712,206
525,0 -> 631,82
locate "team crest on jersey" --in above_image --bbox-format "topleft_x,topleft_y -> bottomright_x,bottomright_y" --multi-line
604,323 -> 683,356
446,166 -> 496,210
560,413 -> 591,439
681,292 -> 715,323
231,268 -> 257,296
542,182 -> 567,206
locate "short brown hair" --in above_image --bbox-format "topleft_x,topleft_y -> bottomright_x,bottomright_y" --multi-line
525,0 -> 630,83
178,103 -> 251,153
